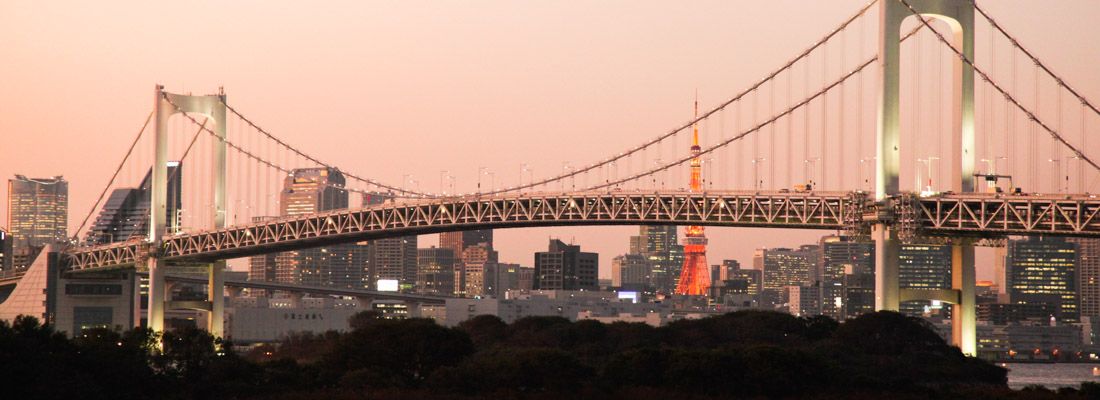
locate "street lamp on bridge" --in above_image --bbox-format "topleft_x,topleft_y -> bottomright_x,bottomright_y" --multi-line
752,158 -> 767,190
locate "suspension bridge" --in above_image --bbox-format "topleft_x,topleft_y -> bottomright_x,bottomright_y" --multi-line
46,0 -> 1100,355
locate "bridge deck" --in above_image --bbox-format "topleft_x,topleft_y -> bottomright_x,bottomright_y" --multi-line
62,190 -> 1100,272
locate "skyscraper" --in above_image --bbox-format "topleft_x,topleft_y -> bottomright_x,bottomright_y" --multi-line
272,168 -> 361,288
0,229 -> 11,277
630,225 -> 683,292
461,243 -> 497,297
612,253 -> 651,290
898,244 -> 952,317
371,235 -> 418,288
819,236 -> 874,319
440,230 -> 493,265
534,239 -> 598,291
417,246 -> 455,296
7,175 -> 68,249
1007,237 -> 1079,322
675,97 -> 710,296
280,168 -> 348,215
1068,238 -> 1100,318
485,262 -> 522,298
441,230 -> 493,295
757,245 -> 819,308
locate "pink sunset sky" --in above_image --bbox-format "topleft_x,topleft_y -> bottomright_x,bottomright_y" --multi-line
2,1 -> 1099,278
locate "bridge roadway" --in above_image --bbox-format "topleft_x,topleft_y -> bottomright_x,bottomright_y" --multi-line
134,272 -> 446,305
63,189 -> 1100,272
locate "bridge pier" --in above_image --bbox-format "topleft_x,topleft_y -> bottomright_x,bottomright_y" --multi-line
147,258 -> 166,333
209,261 -> 225,338
951,243 -> 976,356
873,223 -> 900,311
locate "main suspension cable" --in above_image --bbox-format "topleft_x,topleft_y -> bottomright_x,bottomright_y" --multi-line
73,111 -> 153,243
898,0 -> 1100,173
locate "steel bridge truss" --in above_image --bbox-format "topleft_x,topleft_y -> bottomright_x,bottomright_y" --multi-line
61,191 -> 1100,272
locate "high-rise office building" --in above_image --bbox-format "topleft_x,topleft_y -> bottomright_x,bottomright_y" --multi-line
819,236 -> 875,319
8,175 -> 68,249
786,285 -> 822,317
86,164 -> 182,245
1068,238 -> 1100,318
358,192 -> 416,289
247,216 -> 279,295
0,229 -> 11,277
630,225 -> 684,292
517,266 -> 535,291
440,230 -> 493,265
485,262 -> 523,298
717,259 -> 741,282
461,243 -> 497,297
898,244 -> 952,317
417,246 -> 455,296
371,235 -> 418,288
534,239 -> 598,291
1007,237 -> 1079,322
280,168 -> 348,215
272,168 -> 363,288
757,245 -> 819,308
612,253 -> 651,290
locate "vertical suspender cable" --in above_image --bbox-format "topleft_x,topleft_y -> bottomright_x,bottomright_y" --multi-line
821,41 -> 829,190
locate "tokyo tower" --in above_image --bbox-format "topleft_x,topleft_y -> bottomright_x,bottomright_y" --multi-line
674,95 -> 711,296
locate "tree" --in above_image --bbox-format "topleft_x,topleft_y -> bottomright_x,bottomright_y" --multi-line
457,314 -> 507,349
324,318 -> 473,388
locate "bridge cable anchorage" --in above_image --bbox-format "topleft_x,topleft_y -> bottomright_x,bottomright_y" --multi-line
73,110 -> 154,244
896,0 -> 1100,174
218,100 -> 436,199
586,21 -> 930,192
972,0 -> 1100,121
472,0 -> 880,196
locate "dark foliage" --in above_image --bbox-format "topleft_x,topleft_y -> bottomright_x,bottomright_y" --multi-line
4,310 -> 1089,399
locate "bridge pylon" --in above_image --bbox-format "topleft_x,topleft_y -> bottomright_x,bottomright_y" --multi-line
876,0 -> 976,355
148,85 -> 227,339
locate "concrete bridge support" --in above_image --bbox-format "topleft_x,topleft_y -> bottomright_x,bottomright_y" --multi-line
876,0 -> 976,355
147,85 -> 227,339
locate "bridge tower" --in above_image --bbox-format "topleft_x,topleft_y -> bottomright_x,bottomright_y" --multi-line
875,0 -> 976,355
147,85 -> 228,339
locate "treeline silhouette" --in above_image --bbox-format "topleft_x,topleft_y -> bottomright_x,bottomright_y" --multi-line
0,310 -> 1097,399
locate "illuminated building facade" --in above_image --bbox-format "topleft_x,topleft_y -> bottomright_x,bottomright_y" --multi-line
461,243 -> 498,297
1067,238 -> 1100,318
1007,237 -> 1079,322
899,244 -> 952,317
417,246 -> 455,296
819,235 -> 875,319
757,245 -> 819,307
7,175 -> 68,250
629,225 -> 683,292
272,168 -> 366,289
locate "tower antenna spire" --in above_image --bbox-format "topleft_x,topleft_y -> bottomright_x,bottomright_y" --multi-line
693,90 -> 700,146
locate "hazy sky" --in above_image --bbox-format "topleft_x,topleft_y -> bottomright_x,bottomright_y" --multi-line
2,1 -> 1098,278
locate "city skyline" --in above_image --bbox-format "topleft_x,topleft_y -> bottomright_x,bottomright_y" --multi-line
3,1 -> 1100,279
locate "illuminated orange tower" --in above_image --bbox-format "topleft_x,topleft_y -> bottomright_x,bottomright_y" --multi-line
674,95 -> 711,296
